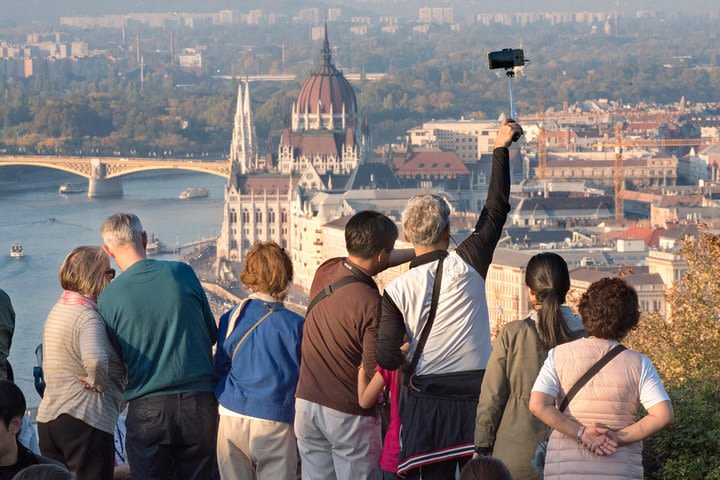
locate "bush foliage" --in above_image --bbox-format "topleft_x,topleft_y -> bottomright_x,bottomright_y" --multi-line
628,233 -> 720,479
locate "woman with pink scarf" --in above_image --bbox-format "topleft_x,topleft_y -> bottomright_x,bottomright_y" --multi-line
37,246 -> 125,480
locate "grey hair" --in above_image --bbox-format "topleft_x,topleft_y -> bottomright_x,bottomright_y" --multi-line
402,194 -> 451,247
101,213 -> 144,249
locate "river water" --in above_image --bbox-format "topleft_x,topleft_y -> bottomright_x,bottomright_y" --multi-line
0,170 -> 226,406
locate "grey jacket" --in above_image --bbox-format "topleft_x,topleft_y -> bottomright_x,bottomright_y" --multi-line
0,288 -> 15,380
475,307 -> 584,480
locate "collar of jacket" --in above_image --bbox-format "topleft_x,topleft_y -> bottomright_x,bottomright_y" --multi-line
409,249 -> 449,269
343,258 -> 378,291
529,305 -> 584,332
248,292 -> 283,305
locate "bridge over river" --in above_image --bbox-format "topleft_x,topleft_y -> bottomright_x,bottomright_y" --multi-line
0,155 -> 231,197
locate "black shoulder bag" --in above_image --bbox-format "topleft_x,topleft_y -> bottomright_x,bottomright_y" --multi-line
531,343 -> 627,478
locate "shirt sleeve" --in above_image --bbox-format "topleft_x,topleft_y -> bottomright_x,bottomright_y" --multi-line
213,309 -> 232,379
532,349 -> 560,398
455,147 -> 511,279
375,291 -> 406,371
360,298 -> 381,377
475,327 -> 511,448
638,356 -> 670,409
77,312 -> 111,390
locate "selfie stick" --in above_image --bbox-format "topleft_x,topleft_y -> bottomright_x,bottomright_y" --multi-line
506,69 -> 517,120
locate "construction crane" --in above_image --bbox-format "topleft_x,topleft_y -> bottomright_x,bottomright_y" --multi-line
593,125 -> 713,221
537,126 -> 548,180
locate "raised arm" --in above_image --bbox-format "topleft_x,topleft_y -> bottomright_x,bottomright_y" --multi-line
387,248 -> 416,269
456,119 -> 521,279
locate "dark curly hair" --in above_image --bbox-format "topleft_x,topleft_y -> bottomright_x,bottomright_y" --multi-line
460,456 -> 512,480
578,277 -> 640,340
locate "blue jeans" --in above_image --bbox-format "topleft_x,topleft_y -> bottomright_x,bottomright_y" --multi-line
126,391 -> 218,480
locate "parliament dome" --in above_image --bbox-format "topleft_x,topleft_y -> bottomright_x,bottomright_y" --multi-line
295,28 -> 357,119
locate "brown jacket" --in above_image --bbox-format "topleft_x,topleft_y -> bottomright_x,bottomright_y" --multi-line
295,258 -> 380,416
475,308 -> 584,480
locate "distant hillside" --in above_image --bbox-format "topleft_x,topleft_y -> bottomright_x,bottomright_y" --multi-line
5,0 -> 718,22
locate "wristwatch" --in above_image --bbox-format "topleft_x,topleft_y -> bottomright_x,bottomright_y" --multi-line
576,425 -> 586,443
474,446 -> 492,456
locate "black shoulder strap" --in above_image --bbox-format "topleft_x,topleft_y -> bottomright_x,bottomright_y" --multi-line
305,276 -> 364,316
558,344 -> 627,412
405,256 -> 445,382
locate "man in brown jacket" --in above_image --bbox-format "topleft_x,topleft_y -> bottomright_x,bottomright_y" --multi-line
295,211 -> 414,480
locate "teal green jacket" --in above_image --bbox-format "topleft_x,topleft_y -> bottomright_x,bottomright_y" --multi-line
99,259 -> 217,401
0,288 -> 14,380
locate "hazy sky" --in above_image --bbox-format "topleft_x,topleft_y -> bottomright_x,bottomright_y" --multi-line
2,0 -> 718,22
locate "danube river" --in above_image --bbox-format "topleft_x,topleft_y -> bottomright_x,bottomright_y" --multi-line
0,170 -> 226,405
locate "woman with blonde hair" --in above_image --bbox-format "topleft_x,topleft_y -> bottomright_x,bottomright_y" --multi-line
37,246 -> 125,480
214,242 -> 304,480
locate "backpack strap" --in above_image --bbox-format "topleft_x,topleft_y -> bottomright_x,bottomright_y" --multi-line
404,255 -> 446,384
226,298 -> 252,342
230,302 -> 282,361
558,344 -> 627,413
305,276 -> 364,316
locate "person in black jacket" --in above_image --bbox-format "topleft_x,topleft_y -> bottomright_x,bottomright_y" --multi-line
376,119 -> 523,479
0,381 -> 67,480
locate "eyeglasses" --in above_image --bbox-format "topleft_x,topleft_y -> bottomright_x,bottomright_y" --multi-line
105,268 -> 116,280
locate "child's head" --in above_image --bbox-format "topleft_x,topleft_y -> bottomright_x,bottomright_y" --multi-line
460,456 -> 512,480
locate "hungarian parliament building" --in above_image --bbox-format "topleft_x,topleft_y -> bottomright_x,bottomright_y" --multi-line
216,28 -> 493,290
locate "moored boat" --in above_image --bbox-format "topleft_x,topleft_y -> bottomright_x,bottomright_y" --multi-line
146,233 -> 166,255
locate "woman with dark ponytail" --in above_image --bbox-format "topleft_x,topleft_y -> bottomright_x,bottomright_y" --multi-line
473,253 -> 584,479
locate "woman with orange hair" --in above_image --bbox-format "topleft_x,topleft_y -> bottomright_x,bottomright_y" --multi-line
214,242 -> 304,480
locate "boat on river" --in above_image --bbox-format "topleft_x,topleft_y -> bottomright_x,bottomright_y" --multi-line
179,187 -> 209,200
146,234 -> 166,255
58,183 -> 86,194
10,242 -> 24,258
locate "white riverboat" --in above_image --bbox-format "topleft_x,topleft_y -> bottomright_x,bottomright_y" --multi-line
10,242 -> 24,258
58,183 -> 86,194
179,187 -> 209,200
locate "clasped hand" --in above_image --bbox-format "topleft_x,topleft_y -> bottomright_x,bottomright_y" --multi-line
581,423 -> 618,456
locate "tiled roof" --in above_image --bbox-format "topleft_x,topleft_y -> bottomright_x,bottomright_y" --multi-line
396,151 -> 470,178
279,129 -> 355,157
231,174 -> 296,195
599,226 -> 667,247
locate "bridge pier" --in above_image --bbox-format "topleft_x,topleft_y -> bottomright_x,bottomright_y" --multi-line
88,159 -> 122,198
88,176 -> 123,198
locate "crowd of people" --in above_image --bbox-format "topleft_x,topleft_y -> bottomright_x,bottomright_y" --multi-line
0,119 -> 675,480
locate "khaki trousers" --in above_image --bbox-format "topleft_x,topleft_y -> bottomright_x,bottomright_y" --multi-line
217,414 -> 297,480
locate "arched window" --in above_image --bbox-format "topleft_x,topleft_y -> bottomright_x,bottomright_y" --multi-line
255,209 -> 263,223
229,209 -> 238,223
281,209 -> 288,223
268,209 -> 276,223
242,209 -> 250,223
